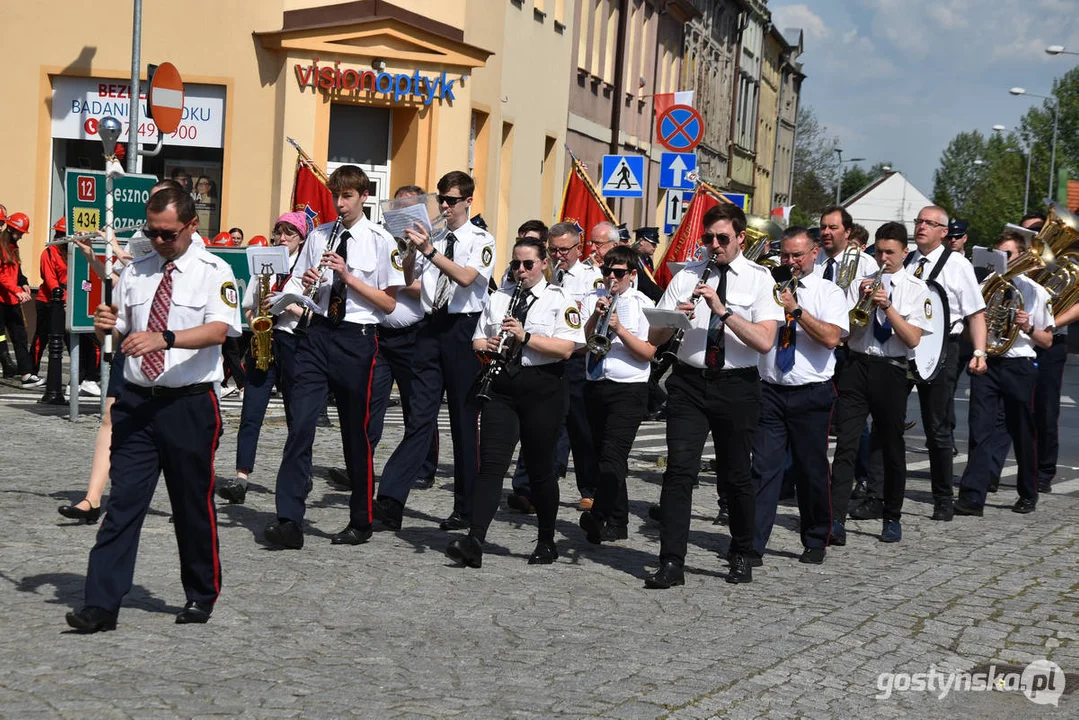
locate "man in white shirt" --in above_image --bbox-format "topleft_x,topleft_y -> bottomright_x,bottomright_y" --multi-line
753,227 -> 848,565
955,230 -> 1054,516
814,205 -> 876,287
830,223 -> 932,544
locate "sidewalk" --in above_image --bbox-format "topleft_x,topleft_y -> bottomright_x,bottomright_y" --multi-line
0,389 -> 1075,718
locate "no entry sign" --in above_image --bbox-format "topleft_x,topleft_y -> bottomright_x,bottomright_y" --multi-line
657,104 -> 704,152
148,62 -> 185,134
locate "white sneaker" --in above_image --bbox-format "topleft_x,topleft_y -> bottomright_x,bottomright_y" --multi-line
79,380 -> 102,397
220,385 -> 239,398
20,375 -> 45,388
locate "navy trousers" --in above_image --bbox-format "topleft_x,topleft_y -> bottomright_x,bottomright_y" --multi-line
236,331 -> 298,473
83,384 -> 222,613
1034,336 -> 1068,485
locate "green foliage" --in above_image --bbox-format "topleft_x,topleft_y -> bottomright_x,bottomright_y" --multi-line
791,106 -> 839,221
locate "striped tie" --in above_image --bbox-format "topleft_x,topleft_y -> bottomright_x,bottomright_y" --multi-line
141,261 -> 176,381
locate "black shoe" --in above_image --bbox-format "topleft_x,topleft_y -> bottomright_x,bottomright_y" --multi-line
264,518 -> 304,549
372,496 -> 403,530
799,547 -> 826,564
327,467 -> 351,488
713,498 -> 729,525
931,498 -> 954,522
904,419 -> 916,431
644,561 -> 685,589
1038,482 -> 1052,494
953,498 -> 983,517
316,410 -> 333,428
849,498 -> 883,520
647,504 -> 662,523
58,499 -> 101,524
216,478 -> 247,505
66,606 -> 117,633
579,511 -> 605,544
439,511 -> 470,531
987,479 -> 999,493
829,521 -> 847,547
175,601 -> 213,624
445,535 -> 484,568
723,549 -> 763,567
413,477 -> 436,490
528,540 -> 559,565
506,492 -> 536,515
601,524 -> 628,542
1012,498 -> 1036,514
330,524 -> 373,545
726,554 -> 753,584
850,479 -> 869,501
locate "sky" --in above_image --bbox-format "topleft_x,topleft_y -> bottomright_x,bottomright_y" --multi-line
771,0 -> 1079,197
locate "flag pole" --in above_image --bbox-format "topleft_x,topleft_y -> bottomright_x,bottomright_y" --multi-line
564,146 -> 617,223
286,136 -> 330,184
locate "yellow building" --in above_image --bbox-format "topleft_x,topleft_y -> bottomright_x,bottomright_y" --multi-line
752,25 -> 781,218
1,0 -> 573,283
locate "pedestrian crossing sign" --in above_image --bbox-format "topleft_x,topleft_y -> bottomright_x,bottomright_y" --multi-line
601,155 -> 645,198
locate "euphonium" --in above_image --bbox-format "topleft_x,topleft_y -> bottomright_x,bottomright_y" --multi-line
251,270 -> 274,371
849,267 -> 885,329
983,246 -> 1046,356
835,243 -> 862,290
586,287 -> 616,358
743,215 -> 782,262
1032,203 -> 1079,316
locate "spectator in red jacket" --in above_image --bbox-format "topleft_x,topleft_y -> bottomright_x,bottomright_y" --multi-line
0,211 -> 41,387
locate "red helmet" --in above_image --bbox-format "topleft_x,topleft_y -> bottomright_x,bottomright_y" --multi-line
211,231 -> 234,246
5,212 -> 30,235
247,235 -> 269,247
52,216 -> 66,233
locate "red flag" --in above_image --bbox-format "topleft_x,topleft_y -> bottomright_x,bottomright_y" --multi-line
654,186 -> 720,289
291,159 -> 337,232
653,91 -> 695,144
559,156 -> 616,258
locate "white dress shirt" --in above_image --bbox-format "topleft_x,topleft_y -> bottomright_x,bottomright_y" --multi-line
284,216 -> 404,326
473,279 -> 585,366
116,244 -> 242,387
997,274 -> 1054,359
905,244 -> 985,334
758,274 -> 850,385
846,268 -> 933,358
417,219 -> 496,314
582,287 -> 654,383
556,259 -> 604,307
657,251 -> 785,369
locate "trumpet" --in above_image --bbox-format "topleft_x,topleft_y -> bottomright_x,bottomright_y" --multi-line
835,243 -> 862,290
476,283 -> 526,402
662,255 -> 718,361
771,264 -> 798,305
586,287 -> 616,358
849,267 -> 885,328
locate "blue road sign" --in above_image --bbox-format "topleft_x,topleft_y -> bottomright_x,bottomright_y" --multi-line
601,155 -> 645,198
663,190 -> 692,235
722,193 -> 748,210
659,153 -> 696,190
657,105 -> 704,152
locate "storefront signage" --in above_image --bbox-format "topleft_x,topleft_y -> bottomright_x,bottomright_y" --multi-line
294,60 -> 458,104
64,169 -> 158,239
51,76 -> 226,149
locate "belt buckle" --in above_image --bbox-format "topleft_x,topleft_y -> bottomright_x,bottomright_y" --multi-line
701,367 -> 721,380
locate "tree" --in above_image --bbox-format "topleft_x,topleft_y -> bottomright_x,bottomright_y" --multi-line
1017,65 -> 1079,206
840,165 -> 872,203
932,131 -> 988,219
790,105 -> 840,225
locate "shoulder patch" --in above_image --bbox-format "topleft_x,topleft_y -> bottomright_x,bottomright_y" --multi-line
565,306 -> 582,329
481,246 -> 493,267
924,298 -> 933,319
390,249 -> 404,272
221,282 -> 239,308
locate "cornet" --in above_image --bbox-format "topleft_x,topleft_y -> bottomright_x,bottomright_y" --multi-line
586,287 -> 616,358
849,267 -> 885,328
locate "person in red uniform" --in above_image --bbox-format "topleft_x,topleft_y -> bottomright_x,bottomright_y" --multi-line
0,211 -> 42,387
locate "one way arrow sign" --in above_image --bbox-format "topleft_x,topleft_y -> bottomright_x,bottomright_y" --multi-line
659,152 -> 696,190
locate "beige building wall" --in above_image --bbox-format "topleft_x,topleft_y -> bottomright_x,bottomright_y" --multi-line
753,30 -> 780,217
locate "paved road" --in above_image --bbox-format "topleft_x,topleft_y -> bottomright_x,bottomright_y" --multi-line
0,360 -> 1077,718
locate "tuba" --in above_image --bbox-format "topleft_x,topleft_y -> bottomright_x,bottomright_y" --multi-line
251,265 -> 274,371
983,246 -> 1047,356
743,215 -> 782,262
834,243 -> 862,290
1032,203 -> 1079,316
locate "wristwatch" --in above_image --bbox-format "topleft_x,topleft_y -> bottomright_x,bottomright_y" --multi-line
972,349 -> 987,358
791,307 -> 803,320
719,309 -> 734,323
423,247 -> 438,261
162,329 -> 176,349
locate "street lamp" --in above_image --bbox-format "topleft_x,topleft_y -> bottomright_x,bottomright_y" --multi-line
834,148 -> 866,205
1009,87 -> 1060,202
1046,45 -> 1079,56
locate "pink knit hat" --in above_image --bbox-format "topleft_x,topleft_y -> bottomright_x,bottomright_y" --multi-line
276,211 -> 310,239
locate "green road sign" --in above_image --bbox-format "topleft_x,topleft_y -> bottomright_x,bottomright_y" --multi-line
67,244 -> 251,333
64,169 -> 158,238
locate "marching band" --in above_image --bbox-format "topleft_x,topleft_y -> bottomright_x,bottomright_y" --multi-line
58,164 -> 1079,630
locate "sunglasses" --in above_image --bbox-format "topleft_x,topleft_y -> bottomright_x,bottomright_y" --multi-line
509,259 -> 537,271
600,266 -> 630,278
700,232 -> 732,245
144,220 -> 192,242
437,195 -> 467,206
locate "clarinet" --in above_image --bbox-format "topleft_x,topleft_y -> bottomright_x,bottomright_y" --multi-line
297,217 -> 342,334
476,283 -> 526,402
661,255 -> 718,362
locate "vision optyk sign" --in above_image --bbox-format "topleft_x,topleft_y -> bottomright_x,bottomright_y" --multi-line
294,59 -> 459,105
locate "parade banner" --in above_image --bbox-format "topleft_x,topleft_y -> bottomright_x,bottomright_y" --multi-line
288,138 -> 338,230
654,182 -> 733,289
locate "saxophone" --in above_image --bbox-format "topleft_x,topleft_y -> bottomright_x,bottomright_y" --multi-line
251,268 -> 274,371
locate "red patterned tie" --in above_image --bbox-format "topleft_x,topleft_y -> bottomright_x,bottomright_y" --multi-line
141,261 -> 176,381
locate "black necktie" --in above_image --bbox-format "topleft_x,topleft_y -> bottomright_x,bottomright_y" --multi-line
433,232 -> 457,310
328,230 -> 351,326
705,265 -> 730,369
914,258 -> 928,279
823,258 -> 836,282
512,289 -> 532,323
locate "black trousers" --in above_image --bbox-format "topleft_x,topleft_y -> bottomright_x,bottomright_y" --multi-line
235,331 -> 298,473
84,384 -> 223,613
831,353 -> 909,523
221,334 -> 248,389
274,319 -> 378,528
958,357 -> 1038,507
0,302 -> 31,375
471,364 -> 567,543
368,325 -> 438,482
377,312 -> 480,517
583,379 -> 648,527
659,366 -> 760,566
752,381 -> 835,554
1034,335 -> 1068,484
31,299 -> 101,380
914,338 -> 961,501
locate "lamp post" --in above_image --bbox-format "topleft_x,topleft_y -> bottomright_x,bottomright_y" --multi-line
834,148 -> 866,205
1010,87 -> 1060,202
1046,45 -> 1079,56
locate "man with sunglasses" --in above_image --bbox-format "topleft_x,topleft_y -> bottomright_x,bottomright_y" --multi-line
645,203 -> 784,589
374,171 -> 496,532
67,187 -> 242,632
752,227 -> 848,566
904,205 -> 987,522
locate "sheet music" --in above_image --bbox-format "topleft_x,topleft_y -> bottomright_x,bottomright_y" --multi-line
268,292 -> 321,315
382,203 -> 432,240
643,308 -> 692,331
